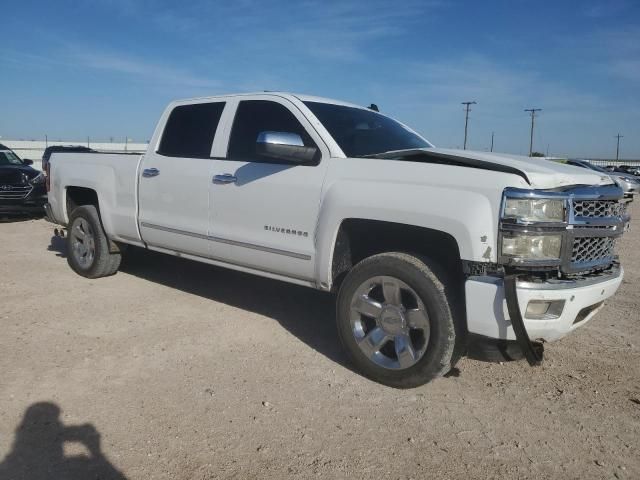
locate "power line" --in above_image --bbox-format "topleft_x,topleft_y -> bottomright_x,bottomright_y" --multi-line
615,133 -> 623,161
461,101 -> 477,150
524,108 -> 542,156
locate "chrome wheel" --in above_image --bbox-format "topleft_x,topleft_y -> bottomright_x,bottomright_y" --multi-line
350,275 -> 430,370
70,218 -> 96,269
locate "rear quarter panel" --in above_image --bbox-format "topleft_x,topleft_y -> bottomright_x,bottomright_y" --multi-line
49,153 -> 144,244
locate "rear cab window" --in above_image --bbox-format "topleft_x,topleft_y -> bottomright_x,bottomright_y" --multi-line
158,102 -> 226,158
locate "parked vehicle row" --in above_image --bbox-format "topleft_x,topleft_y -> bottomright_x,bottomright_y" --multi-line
603,164 -> 640,177
0,144 -> 99,218
43,92 -> 631,388
563,159 -> 640,198
0,144 -> 47,217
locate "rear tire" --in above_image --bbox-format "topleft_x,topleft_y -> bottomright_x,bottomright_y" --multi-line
67,205 -> 121,278
336,252 -> 457,388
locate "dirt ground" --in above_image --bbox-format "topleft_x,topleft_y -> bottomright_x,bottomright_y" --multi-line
1,206 -> 639,480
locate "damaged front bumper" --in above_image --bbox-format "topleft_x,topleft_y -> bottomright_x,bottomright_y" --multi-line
465,265 -> 623,362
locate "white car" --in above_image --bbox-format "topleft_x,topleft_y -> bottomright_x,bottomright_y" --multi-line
45,92 -> 630,388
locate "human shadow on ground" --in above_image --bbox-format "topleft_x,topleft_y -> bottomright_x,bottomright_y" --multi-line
0,402 -> 127,480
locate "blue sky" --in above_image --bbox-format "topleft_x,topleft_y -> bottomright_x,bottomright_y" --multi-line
1,0 -> 639,158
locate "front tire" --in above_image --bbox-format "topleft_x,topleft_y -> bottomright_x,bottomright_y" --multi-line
336,252 -> 457,388
67,205 -> 121,278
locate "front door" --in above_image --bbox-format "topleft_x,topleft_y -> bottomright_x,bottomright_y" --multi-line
209,98 -> 329,281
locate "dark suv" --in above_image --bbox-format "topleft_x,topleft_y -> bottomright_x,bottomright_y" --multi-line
0,144 -> 47,217
42,145 -> 96,172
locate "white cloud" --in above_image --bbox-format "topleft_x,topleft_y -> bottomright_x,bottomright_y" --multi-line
71,50 -> 219,89
610,59 -> 640,82
583,0 -> 631,18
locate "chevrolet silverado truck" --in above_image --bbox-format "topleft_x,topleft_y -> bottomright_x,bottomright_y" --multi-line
44,92 -> 631,388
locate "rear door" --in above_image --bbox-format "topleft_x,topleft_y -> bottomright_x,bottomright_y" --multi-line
138,101 -> 227,258
209,96 -> 330,280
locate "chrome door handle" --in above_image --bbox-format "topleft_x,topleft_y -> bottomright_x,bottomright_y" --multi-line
142,168 -> 160,178
213,174 -> 237,184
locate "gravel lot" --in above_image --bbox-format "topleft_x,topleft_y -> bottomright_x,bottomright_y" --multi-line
1,206 -> 639,479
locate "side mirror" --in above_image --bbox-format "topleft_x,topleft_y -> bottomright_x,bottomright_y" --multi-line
256,131 -> 317,164
23,159 -> 34,166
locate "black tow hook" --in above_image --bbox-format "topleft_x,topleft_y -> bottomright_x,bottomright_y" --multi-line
504,274 -> 544,366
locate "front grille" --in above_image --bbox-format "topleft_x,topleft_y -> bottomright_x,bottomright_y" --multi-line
500,185 -> 627,275
572,199 -> 627,218
571,236 -> 616,264
0,185 -> 32,199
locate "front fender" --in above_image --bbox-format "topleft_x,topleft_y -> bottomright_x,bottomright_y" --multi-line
314,179 -> 501,289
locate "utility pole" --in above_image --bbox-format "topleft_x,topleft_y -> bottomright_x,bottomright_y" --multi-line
615,134 -> 623,161
461,101 -> 477,150
490,132 -> 494,152
524,108 -> 542,156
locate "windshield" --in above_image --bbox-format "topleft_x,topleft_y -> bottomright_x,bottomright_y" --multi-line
304,102 -> 431,158
0,150 -> 23,166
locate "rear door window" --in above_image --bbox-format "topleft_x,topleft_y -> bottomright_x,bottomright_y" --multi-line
158,102 -> 225,158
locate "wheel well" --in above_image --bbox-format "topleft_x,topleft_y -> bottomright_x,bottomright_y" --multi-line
330,219 -> 467,347
66,186 -> 99,218
65,186 -> 122,254
331,219 -> 463,290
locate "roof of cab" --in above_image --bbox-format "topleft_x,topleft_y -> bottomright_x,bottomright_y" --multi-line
171,92 -> 369,111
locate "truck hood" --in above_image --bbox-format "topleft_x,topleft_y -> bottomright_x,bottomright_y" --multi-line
429,148 -> 613,189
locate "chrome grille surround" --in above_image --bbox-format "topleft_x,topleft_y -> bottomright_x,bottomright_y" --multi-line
500,184 -> 630,275
0,184 -> 32,200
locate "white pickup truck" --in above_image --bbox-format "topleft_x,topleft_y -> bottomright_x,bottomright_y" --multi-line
45,92 -> 631,388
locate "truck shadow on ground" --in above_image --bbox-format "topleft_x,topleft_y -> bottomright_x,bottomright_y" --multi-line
0,402 -> 127,480
0,214 -> 44,223
47,239 -> 351,372
119,247 -> 350,370
48,235 -> 67,257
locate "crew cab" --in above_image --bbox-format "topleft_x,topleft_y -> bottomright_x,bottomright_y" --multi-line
44,93 -> 631,388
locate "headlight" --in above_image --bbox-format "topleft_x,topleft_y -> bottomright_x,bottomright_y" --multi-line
501,233 -> 562,261
29,173 -> 45,185
503,198 -> 565,223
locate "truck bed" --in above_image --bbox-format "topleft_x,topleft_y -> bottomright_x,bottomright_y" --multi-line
48,152 -> 145,245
